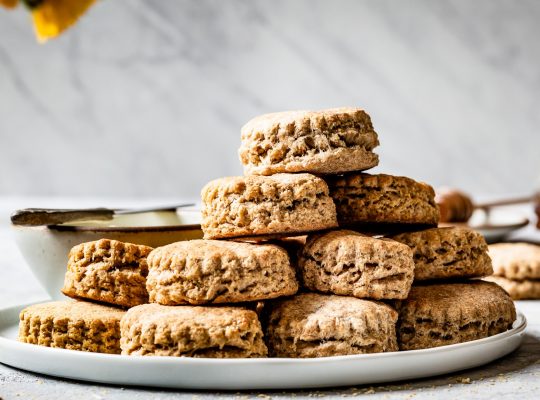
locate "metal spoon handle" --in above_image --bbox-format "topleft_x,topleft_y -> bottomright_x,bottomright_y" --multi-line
11,203 -> 195,226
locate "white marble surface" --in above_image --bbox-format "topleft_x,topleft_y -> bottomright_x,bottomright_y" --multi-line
0,198 -> 539,399
1,0 -> 540,199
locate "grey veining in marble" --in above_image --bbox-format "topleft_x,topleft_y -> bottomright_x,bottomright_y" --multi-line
1,0 -> 540,199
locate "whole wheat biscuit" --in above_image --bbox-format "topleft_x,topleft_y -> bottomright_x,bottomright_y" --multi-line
396,281 -> 516,350
62,239 -> 153,308
146,239 -> 298,305
390,227 -> 493,281
266,293 -> 398,358
327,173 -> 439,230
488,242 -> 540,280
298,230 -> 414,300
201,173 -> 338,239
239,108 -> 379,176
484,276 -> 540,300
120,303 -> 267,357
19,301 -> 125,354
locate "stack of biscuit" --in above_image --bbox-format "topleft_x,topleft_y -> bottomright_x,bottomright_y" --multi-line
19,107 -> 517,358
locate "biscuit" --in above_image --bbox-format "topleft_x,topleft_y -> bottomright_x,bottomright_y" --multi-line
239,108 -> 379,175
396,281 -> 516,350
484,276 -> 540,300
390,227 -> 493,281
146,239 -> 298,305
327,173 -> 439,230
266,293 -> 398,358
120,304 -> 267,358
298,230 -> 414,300
62,239 -> 153,308
19,301 -> 125,354
201,173 -> 338,239
488,243 -> 540,280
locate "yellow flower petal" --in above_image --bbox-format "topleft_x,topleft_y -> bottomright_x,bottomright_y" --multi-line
31,0 -> 96,42
0,0 -> 19,9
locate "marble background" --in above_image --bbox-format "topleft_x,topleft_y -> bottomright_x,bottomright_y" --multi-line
1,0 -> 539,200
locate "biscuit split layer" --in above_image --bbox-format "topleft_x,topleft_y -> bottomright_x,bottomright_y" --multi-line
146,239 -> 298,305
396,281 -> 516,350
201,173 -> 338,239
239,108 -> 379,175
327,173 -> 439,230
62,239 -> 153,308
390,227 -> 493,281
298,230 -> 414,300
120,304 -> 268,358
266,293 -> 398,358
19,301 -> 125,354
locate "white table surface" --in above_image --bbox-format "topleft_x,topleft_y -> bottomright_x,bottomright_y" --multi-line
0,197 -> 539,399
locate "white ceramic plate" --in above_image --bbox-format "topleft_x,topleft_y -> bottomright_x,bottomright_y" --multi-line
0,303 -> 527,390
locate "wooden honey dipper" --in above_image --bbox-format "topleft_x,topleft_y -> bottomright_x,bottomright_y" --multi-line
435,188 -> 539,224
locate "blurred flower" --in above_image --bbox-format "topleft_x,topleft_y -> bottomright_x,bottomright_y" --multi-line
0,0 -> 18,9
1,0 -> 97,42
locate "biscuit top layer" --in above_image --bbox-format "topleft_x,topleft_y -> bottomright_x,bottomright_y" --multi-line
148,239 -> 289,266
271,293 -> 398,335
304,229 -> 411,255
330,173 -> 435,197
122,303 -> 259,328
68,239 -> 153,271
20,300 -> 125,322
391,226 -> 484,244
400,281 -> 514,314
201,173 -> 330,203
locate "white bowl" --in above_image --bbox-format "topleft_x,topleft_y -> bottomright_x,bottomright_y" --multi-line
12,210 -> 203,300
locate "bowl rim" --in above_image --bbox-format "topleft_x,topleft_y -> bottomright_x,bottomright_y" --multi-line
11,209 -> 202,233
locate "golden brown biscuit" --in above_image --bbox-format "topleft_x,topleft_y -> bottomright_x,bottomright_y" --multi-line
390,227 -> 493,281
201,173 -> 337,239
484,276 -> 540,300
489,242 -> 540,280
120,304 -> 267,358
396,281 -> 516,350
298,230 -> 414,299
266,293 -> 398,358
19,300 -> 125,354
327,173 -> 439,231
239,108 -> 379,175
62,239 -> 153,308
146,239 -> 298,305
